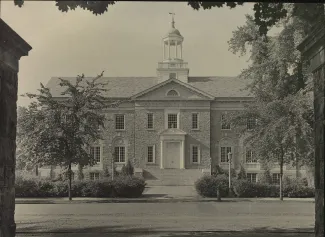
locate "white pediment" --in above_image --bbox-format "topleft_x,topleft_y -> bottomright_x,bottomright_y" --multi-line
131,79 -> 214,101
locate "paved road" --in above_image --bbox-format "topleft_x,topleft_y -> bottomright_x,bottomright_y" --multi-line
15,201 -> 314,235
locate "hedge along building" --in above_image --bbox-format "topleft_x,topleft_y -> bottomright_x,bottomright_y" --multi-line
40,16 -> 309,186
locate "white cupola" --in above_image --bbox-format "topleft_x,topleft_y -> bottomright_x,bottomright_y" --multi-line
157,13 -> 189,83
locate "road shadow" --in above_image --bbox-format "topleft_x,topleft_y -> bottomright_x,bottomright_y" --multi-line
17,224 -> 314,236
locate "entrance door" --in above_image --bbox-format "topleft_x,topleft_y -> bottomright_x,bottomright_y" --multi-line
165,141 -> 180,169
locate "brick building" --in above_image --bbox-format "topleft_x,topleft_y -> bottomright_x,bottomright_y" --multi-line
40,17 -> 308,185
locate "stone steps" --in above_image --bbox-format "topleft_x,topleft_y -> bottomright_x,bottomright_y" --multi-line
143,168 -> 205,186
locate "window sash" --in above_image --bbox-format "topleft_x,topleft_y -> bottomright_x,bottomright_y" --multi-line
192,146 -> 199,163
221,114 -> 231,130
247,173 -> 257,183
221,147 -> 232,163
147,146 -> 154,163
167,114 -> 178,129
115,114 -> 125,130
192,113 -> 198,129
90,146 -> 101,163
245,150 -> 257,163
147,113 -> 154,129
247,118 -> 257,130
90,172 -> 100,180
169,73 -> 177,79
114,146 -> 126,163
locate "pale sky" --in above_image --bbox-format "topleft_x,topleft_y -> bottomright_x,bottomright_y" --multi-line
2,1 -> 256,107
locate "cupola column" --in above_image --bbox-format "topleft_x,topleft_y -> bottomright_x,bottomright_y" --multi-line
175,42 -> 178,59
168,40 -> 170,59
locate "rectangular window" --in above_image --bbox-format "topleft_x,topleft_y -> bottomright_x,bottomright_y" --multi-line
192,113 -> 199,129
247,118 -> 257,130
191,145 -> 199,163
221,114 -> 231,130
272,173 -> 281,184
169,73 -> 177,79
90,146 -> 101,163
114,146 -> 125,163
147,113 -> 154,129
168,113 -> 178,129
147,145 -> 155,163
220,147 -> 232,163
115,114 -> 125,130
245,149 -> 257,163
247,173 -> 257,183
90,172 -> 100,180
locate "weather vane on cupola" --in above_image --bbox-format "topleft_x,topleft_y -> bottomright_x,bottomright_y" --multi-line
169,12 -> 175,28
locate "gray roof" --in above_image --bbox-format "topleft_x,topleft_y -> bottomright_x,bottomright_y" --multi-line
46,76 -> 253,98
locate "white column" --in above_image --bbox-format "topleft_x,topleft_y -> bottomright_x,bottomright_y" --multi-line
168,40 -> 170,59
160,140 -> 164,169
180,44 -> 182,59
180,140 -> 185,169
163,42 -> 165,60
175,42 -> 178,59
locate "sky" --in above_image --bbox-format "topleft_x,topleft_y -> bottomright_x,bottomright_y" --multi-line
2,1 -> 256,107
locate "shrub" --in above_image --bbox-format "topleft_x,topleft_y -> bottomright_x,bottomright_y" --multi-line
258,169 -> 272,184
195,174 -> 229,197
237,165 -> 247,180
283,177 -> 315,198
121,160 -> 134,176
112,176 -> 146,198
233,180 -> 257,197
15,176 -> 39,197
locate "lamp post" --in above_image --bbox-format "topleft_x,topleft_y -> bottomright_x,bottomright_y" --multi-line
228,152 -> 233,197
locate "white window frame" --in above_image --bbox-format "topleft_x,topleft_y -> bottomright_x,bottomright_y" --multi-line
147,113 -> 154,130
115,114 -> 125,130
166,89 -> 180,97
191,113 -> 199,130
147,145 -> 156,163
221,113 -> 231,130
247,173 -> 257,183
114,146 -> 126,164
220,146 -> 232,163
245,148 -> 258,163
90,146 -> 101,164
89,172 -> 100,180
167,113 -> 179,129
190,145 -> 200,164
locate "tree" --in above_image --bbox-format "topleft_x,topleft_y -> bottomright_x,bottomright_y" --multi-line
17,72 -> 120,200
237,164 -> 247,180
227,92 -> 314,200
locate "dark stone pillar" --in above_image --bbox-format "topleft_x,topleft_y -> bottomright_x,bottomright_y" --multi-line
298,21 -> 324,237
0,19 -> 32,237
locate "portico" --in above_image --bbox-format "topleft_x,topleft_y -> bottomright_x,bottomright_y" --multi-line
160,128 -> 186,169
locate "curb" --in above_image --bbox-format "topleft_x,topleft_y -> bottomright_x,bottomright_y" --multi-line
15,198 -> 315,204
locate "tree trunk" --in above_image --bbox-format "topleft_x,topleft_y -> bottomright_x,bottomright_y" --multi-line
68,162 -> 72,201
279,157 -> 284,201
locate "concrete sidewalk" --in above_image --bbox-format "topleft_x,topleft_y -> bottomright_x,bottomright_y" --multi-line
15,196 -> 315,204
